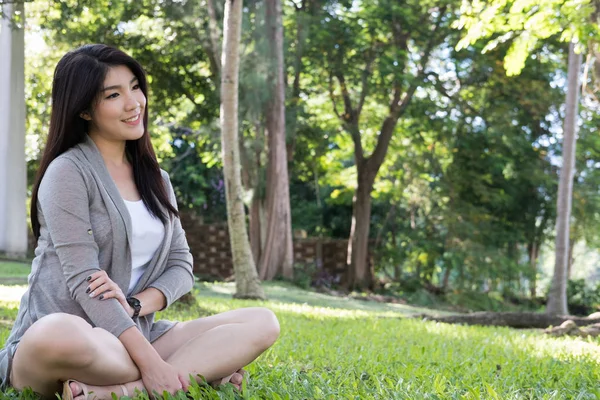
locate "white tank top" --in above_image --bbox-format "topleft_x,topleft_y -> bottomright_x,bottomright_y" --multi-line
124,199 -> 165,294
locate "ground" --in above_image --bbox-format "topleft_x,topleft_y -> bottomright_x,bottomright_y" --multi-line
1,260 -> 600,399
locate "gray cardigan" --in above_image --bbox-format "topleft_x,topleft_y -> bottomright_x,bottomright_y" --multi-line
0,135 -> 194,389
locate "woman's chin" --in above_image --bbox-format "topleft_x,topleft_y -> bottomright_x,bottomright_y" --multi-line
124,127 -> 145,141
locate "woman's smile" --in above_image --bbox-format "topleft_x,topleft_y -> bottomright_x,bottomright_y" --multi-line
122,113 -> 141,125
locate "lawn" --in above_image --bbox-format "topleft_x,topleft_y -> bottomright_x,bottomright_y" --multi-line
1,261 -> 600,399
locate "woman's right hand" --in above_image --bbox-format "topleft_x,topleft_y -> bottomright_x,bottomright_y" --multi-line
140,360 -> 189,397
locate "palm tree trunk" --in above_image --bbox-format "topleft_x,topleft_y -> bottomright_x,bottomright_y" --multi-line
567,238 -> 576,280
221,0 -> 265,299
547,42 -> 582,315
259,0 -> 294,280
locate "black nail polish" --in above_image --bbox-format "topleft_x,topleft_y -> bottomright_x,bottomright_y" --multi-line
85,287 -> 90,294
99,294 -> 104,300
86,276 -> 91,281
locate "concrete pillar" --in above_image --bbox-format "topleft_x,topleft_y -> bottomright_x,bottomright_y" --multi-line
0,2 -> 28,257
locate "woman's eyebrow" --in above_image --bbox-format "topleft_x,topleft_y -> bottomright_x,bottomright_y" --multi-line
101,76 -> 139,92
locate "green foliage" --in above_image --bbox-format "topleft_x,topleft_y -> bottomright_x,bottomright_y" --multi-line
455,0 -> 600,75
20,0 -> 600,302
161,126 -> 227,220
566,279 -> 600,316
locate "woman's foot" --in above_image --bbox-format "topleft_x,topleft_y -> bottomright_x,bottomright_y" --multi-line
211,369 -> 247,391
63,380 -> 129,400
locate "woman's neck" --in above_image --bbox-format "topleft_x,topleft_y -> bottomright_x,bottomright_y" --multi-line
88,132 -> 128,168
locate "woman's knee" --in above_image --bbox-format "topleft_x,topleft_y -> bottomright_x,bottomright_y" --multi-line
249,308 -> 280,349
20,313 -> 96,367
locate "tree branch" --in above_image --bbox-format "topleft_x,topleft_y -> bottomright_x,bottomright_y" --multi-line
367,5 -> 448,176
207,0 -> 222,74
334,70 -> 365,164
427,71 -> 478,114
357,48 -> 377,120
334,71 -> 356,123
328,71 -> 343,121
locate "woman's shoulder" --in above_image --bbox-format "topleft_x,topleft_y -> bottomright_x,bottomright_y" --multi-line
160,168 -> 170,180
40,149 -> 91,191
46,152 -> 80,174
160,169 -> 173,188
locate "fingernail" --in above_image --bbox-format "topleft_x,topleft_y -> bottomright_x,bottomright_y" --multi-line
89,292 -> 95,297
99,294 -> 104,300
85,287 -> 90,294
86,276 -> 91,281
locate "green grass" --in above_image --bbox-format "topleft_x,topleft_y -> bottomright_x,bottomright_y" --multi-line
2,262 -> 600,399
0,261 -> 30,286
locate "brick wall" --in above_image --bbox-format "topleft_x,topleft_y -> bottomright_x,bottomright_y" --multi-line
180,212 -> 352,282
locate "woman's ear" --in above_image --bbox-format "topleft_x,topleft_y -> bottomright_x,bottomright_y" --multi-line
80,111 -> 92,121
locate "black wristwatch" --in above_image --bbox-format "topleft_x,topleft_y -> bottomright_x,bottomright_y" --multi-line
126,296 -> 142,319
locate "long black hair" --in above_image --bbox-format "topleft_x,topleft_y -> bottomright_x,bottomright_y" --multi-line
31,44 -> 178,238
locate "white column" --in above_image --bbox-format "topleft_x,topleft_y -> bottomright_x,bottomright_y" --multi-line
0,1 -> 28,257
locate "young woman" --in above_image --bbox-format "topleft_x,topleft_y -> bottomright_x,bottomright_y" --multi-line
0,44 -> 280,399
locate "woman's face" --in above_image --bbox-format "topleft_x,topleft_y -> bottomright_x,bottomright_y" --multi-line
84,65 -> 147,142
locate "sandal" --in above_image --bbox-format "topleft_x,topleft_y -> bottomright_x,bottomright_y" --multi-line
62,380 -> 129,400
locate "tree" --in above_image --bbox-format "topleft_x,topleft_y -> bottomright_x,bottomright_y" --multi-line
322,1 -> 452,289
456,0 -> 600,313
547,43 -> 582,315
221,0 -> 265,299
258,0 -> 294,280
0,0 -> 27,257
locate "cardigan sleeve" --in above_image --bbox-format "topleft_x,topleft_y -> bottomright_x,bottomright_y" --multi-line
148,170 -> 194,308
38,157 -> 136,337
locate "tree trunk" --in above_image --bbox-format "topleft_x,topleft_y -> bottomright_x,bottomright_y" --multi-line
287,0 -> 307,161
206,0 -> 222,73
345,173 -> 374,289
0,2 -> 27,257
259,0 -> 294,281
220,0 -> 265,299
528,241 -> 539,298
547,43 -> 582,315
240,121 -> 266,266
392,227 -> 401,280
331,7 -> 444,290
249,193 -> 268,266
567,238 -> 576,280
442,266 -> 452,291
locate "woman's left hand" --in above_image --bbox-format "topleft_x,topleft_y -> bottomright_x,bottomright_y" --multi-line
86,270 -> 134,317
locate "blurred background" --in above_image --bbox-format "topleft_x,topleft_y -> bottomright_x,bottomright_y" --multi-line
2,0 -> 600,315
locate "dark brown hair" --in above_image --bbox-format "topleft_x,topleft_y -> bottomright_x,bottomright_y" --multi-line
31,44 -> 178,238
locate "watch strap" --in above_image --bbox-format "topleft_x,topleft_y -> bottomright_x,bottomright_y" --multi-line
127,296 -> 141,319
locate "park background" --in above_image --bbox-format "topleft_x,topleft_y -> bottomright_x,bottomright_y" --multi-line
2,0 -> 600,398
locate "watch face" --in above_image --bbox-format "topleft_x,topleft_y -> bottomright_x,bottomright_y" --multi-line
128,297 -> 141,308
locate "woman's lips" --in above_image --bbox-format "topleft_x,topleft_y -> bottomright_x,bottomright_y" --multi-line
122,114 -> 141,126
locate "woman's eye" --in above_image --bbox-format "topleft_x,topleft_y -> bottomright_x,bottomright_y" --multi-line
133,84 -> 140,90
106,93 -> 119,99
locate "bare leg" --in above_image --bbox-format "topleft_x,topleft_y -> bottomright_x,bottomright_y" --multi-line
10,313 -> 140,398
62,307 -> 279,399
154,307 -> 279,382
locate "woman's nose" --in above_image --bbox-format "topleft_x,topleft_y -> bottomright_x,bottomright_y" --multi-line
125,92 -> 141,111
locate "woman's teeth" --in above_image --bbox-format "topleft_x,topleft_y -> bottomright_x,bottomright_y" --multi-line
123,115 -> 139,122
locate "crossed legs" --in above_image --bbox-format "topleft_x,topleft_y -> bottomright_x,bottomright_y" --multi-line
10,307 -> 280,399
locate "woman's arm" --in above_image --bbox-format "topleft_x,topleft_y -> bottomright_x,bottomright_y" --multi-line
39,157 -> 136,337
131,287 -> 166,317
86,270 -> 165,317
119,326 -> 189,394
